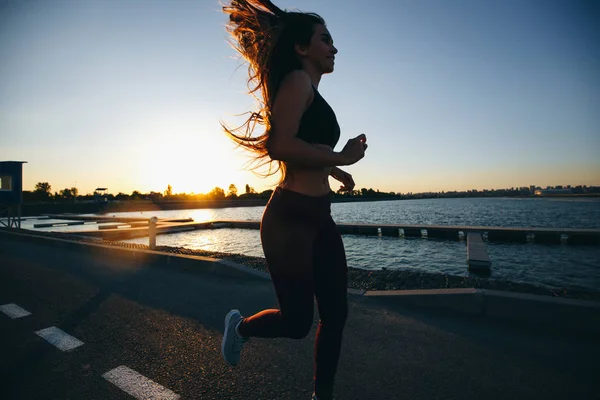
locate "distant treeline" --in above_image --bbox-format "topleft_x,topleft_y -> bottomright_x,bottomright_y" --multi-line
23,182 -> 600,205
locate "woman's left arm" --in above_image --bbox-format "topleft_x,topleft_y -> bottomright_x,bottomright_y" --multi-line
310,144 -> 356,192
330,167 -> 355,192
330,166 -> 342,179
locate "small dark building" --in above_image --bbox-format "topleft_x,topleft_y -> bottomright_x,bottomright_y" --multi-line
94,187 -> 108,204
0,161 -> 27,228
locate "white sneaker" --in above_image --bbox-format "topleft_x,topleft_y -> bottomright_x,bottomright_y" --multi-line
222,309 -> 248,367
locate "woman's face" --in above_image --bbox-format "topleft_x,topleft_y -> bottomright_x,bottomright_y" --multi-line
299,23 -> 338,74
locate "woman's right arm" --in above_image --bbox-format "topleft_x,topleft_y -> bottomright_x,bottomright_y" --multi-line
267,70 -> 366,167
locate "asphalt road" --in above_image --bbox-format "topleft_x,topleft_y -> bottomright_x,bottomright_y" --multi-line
0,237 -> 598,400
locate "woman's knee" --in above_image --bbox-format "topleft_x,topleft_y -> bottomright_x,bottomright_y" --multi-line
284,314 -> 314,339
321,301 -> 348,330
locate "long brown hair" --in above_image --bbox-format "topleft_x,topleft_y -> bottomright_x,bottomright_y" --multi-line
222,0 -> 325,183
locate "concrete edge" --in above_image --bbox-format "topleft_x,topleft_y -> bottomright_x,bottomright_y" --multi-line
481,289 -> 600,308
480,289 -> 600,333
215,259 -> 270,281
364,287 -> 600,333
365,288 -> 480,296
365,288 -> 485,316
347,288 -> 366,296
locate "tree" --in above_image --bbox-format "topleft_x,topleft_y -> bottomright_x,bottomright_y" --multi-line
131,190 -> 142,200
164,184 -> 172,197
148,191 -> 163,201
59,188 -> 77,200
209,187 -> 225,200
259,189 -> 273,199
34,182 -> 52,200
245,184 -> 256,194
35,182 -> 51,193
228,184 -> 238,198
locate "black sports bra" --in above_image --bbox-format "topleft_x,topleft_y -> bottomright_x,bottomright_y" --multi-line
295,87 -> 341,148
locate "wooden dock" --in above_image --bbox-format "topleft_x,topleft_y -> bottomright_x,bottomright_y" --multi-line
37,215 -> 600,245
43,214 -> 169,223
209,221 -> 600,245
34,221 -> 91,228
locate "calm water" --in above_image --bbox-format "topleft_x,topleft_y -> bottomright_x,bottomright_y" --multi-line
17,197 -> 600,291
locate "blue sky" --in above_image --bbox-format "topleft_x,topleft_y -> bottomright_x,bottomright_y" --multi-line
1,0 -> 598,195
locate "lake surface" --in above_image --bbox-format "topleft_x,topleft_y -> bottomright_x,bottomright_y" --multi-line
18,197 -> 600,291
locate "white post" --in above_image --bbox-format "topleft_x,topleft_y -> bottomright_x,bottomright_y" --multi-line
149,216 -> 158,249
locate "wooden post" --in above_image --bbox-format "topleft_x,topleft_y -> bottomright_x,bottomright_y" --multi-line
467,232 -> 491,272
149,216 -> 158,249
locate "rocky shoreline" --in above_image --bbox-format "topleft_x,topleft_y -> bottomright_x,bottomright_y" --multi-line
6,228 -> 600,302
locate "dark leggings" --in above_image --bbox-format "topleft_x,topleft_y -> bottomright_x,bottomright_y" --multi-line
237,186 -> 348,400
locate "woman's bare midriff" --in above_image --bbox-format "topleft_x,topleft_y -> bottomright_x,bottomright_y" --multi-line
281,166 -> 331,197
279,143 -> 335,196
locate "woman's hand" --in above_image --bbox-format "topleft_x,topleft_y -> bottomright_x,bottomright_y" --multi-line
339,134 -> 367,166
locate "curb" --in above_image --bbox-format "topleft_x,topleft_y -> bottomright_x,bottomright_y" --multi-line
481,289 -> 600,333
365,288 -> 484,315
364,288 -> 600,333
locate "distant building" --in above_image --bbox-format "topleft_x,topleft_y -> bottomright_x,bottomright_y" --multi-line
534,188 -> 572,196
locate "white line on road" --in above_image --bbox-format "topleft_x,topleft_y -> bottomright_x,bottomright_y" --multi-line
35,326 -> 84,352
0,303 -> 31,319
102,365 -> 181,400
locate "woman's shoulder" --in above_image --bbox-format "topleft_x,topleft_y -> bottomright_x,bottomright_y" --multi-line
276,70 -> 314,109
280,69 -> 312,90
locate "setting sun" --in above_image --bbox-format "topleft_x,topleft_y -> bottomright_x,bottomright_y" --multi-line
137,135 -> 230,194
124,112 -> 276,196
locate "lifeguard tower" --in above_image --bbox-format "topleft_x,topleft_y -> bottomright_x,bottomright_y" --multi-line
94,187 -> 108,204
0,161 -> 27,228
